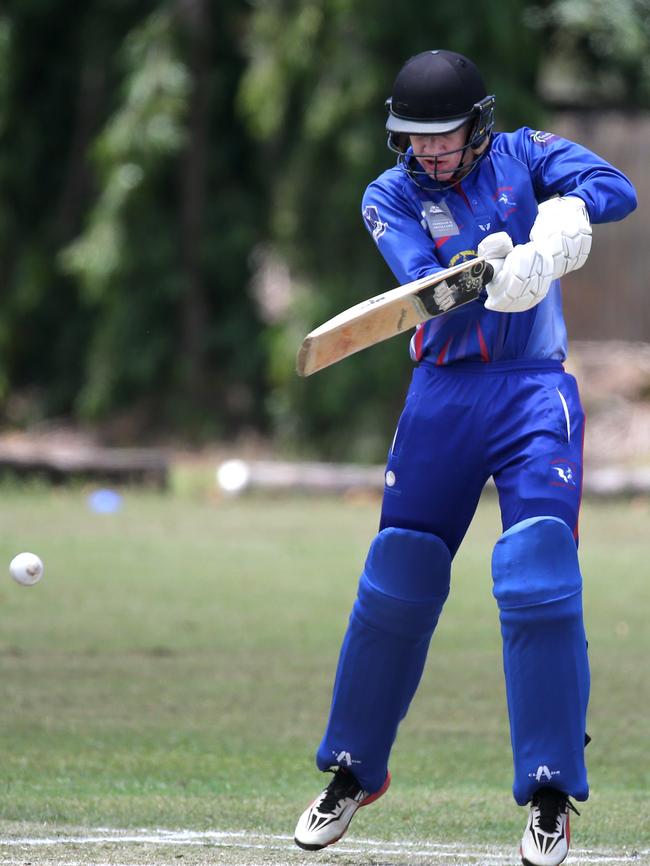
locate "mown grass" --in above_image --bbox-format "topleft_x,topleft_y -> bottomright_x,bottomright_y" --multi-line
0,483 -> 647,850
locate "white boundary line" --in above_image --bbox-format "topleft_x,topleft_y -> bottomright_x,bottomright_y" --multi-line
0,829 -> 646,865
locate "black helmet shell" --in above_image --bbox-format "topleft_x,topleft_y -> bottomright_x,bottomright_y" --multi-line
387,49 -> 488,135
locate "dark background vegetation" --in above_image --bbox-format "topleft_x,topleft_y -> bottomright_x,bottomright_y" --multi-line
1,0 -> 648,460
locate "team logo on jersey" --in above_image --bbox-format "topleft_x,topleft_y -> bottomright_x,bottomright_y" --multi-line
363,205 -> 388,241
448,249 -> 477,267
551,461 -> 577,487
494,186 -> 517,215
530,130 -> 560,146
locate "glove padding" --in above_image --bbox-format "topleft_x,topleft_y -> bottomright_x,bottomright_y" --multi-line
478,232 -> 555,313
529,196 -> 592,279
477,231 -> 514,279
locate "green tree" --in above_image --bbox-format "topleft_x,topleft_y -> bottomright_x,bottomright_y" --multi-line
526,0 -> 650,108
2,1 -> 647,453
1,1 -> 268,440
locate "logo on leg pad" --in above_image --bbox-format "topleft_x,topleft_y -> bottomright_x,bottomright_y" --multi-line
332,750 -> 361,767
528,765 -> 561,782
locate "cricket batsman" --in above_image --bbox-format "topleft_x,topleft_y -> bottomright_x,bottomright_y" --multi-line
293,49 -> 637,866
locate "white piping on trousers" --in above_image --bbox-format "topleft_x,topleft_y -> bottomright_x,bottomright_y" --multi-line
390,425 -> 399,455
556,387 -> 571,442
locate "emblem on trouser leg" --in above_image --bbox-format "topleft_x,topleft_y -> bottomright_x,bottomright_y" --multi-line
550,460 -> 577,487
528,765 -> 561,783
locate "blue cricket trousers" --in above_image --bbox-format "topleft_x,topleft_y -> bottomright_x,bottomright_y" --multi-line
381,359 -> 584,550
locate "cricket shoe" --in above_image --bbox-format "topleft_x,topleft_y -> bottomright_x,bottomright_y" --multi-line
520,786 -> 580,866
294,767 -> 391,850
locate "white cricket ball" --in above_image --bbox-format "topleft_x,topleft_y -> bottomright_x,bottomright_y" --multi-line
9,552 -> 44,587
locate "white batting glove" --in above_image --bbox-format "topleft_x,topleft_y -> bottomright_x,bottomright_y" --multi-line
529,196 -> 592,279
483,241 -> 555,313
477,231 -> 514,282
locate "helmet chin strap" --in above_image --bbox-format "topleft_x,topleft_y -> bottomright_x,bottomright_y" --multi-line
400,151 -> 481,191
400,128 -> 490,191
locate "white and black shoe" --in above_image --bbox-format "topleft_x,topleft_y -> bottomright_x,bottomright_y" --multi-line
520,786 -> 580,866
294,767 -> 391,851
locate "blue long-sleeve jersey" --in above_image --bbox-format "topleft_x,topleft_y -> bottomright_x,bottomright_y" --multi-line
361,127 -> 637,365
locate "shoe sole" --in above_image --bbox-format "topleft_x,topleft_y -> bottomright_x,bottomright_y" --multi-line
294,770 -> 392,851
520,843 -> 569,866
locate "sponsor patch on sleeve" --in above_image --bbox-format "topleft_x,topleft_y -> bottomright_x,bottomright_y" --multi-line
529,130 -> 560,146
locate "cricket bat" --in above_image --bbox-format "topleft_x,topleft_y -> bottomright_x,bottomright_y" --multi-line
296,257 -> 493,377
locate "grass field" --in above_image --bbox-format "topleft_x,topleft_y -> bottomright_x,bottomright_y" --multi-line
0,480 -> 647,865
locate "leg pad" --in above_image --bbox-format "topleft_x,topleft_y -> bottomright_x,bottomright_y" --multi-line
492,515 -> 581,611
357,526 -> 452,639
492,517 -> 590,805
317,527 -> 451,792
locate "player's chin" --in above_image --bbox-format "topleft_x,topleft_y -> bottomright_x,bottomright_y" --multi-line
423,162 -> 457,178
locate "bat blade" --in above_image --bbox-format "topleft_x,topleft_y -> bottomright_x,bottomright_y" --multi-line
296,257 -> 493,377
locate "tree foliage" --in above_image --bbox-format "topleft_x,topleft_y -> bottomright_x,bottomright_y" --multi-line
1,1 -> 268,440
0,1 -> 647,454
527,0 -> 650,107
